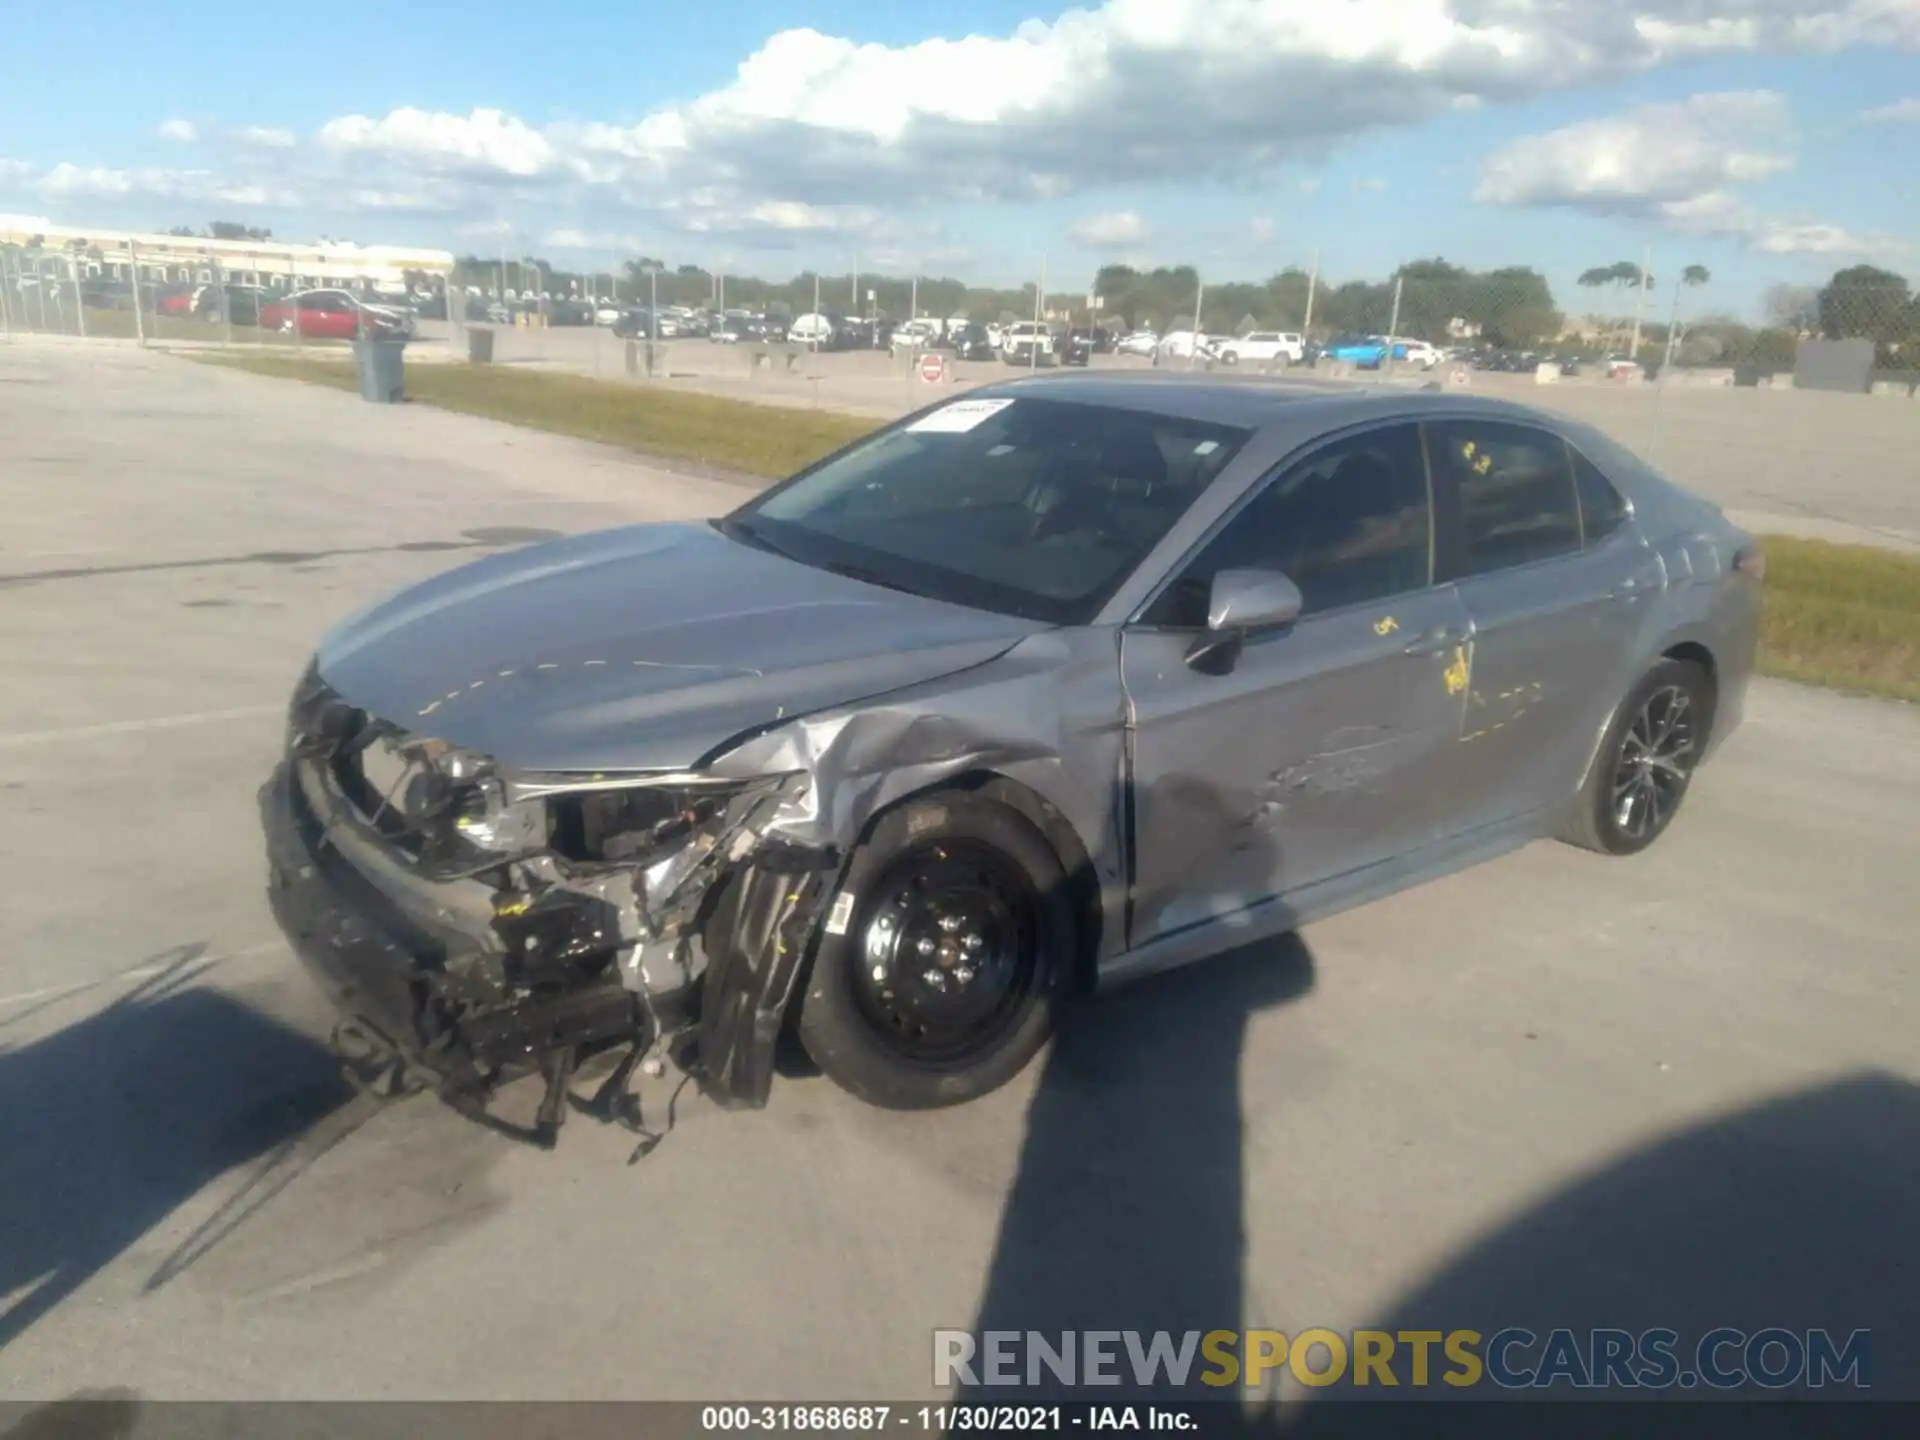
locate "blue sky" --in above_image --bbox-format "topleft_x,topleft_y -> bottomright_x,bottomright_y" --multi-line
2,0 -> 1916,315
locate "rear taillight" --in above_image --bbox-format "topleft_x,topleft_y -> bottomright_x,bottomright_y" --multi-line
1733,541 -> 1766,581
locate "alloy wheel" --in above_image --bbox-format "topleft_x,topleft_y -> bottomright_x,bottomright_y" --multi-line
1610,684 -> 1698,841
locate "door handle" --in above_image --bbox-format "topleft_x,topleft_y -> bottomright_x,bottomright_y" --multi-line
1403,626 -> 1466,657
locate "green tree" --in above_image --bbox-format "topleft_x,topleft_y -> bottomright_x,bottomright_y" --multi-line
1816,264 -> 1914,365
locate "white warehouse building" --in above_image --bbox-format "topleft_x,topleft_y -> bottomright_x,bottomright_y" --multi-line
0,216 -> 454,295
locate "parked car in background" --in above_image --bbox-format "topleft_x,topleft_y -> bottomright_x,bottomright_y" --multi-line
890,318 -> 943,355
1383,337 -> 1442,369
1116,330 -> 1159,357
257,289 -> 410,340
610,309 -> 663,340
1000,321 -> 1055,365
194,283 -> 269,327
1153,329 -> 1219,364
1605,355 -> 1643,380
1320,334 -> 1391,368
711,316 -> 752,343
261,378 -> 1762,1127
938,323 -> 997,361
152,283 -> 198,318
1216,331 -> 1305,367
788,312 -> 835,348
594,304 -> 625,326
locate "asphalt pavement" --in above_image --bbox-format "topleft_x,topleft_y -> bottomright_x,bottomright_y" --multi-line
1,338 -> 1914,1403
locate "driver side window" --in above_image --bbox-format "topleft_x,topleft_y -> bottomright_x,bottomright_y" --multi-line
1142,423 -> 1432,627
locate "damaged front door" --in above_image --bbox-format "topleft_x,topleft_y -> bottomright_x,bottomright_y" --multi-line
1119,421 -> 1471,945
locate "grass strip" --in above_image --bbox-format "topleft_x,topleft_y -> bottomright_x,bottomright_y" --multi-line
190,350 -> 872,478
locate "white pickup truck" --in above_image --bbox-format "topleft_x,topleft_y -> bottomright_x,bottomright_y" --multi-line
1216,331 -> 1305,366
1000,322 -> 1055,365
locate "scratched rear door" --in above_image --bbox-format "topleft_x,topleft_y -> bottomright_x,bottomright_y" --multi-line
1424,417 -> 1653,838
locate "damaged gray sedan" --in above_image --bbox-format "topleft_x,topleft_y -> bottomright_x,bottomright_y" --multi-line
261,376 -> 1763,1142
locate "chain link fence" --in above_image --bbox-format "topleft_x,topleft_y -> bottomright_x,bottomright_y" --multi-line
6,233 -> 1916,540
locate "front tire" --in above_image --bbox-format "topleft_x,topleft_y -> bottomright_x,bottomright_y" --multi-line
1560,657 -> 1715,856
796,792 -> 1075,1110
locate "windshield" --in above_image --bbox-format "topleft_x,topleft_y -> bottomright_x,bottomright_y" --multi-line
723,396 -> 1252,625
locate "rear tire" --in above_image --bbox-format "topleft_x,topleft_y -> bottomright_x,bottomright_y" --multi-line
796,792 -> 1075,1110
1559,658 -> 1715,856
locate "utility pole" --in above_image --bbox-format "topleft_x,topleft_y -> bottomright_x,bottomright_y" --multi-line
910,275 -> 918,322
1031,254 -> 1045,371
1303,248 -> 1319,335
1188,276 -> 1204,371
1385,273 -> 1404,373
1629,244 -> 1652,358
851,256 -> 859,312
128,240 -> 146,346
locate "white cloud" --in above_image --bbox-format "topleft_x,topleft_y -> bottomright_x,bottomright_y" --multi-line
1474,92 -> 1795,213
317,107 -> 558,179
1355,177 -> 1389,191
1067,210 -> 1151,247
1475,91 -> 1901,257
8,2 -> 1920,248
156,119 -> 199,143
1860,97 -> 1920,123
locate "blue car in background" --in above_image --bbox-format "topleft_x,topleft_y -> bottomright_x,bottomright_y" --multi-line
1320,333 -> 1391,368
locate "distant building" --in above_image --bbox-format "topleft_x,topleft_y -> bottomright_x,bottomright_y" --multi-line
0,216 -> 453,295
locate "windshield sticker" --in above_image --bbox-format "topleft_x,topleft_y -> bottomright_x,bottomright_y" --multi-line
1194,440 -> 1220,455
906,397 -> 1016,433
986,443 -> 1016,457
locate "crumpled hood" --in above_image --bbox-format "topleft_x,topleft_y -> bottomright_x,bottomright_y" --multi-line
316,521 -> 1043,772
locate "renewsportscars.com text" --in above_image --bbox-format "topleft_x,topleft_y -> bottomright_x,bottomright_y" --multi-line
934,1327 -> 1871,1391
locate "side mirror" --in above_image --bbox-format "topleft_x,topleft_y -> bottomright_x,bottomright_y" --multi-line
1185,569 -> 1302,676
1207,568 -> 1303,632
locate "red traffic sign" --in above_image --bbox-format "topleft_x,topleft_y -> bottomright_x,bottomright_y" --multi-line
919,352 -> 948,383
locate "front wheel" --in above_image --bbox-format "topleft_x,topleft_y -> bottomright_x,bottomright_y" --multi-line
1559,657 -> 1716,856
1221,351 -> 1239,366
796,792 -> 1075,1110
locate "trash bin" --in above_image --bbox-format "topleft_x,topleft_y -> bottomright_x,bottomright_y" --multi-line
467,326 -> 495,364
351,338 -> 406,404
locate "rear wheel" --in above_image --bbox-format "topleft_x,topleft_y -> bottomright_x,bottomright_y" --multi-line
797,793 -> 1074,1110
1560,658 -> 1715,856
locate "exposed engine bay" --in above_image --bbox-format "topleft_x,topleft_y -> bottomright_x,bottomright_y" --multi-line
264,664 -> 843,1158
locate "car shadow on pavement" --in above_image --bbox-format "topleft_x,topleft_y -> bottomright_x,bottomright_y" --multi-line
1276,1070 -> 1920,1437
0,947 -> 361,1351
958,772 -> 1316,1414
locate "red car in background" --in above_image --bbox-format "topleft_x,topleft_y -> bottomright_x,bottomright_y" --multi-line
257,288 -> 415,340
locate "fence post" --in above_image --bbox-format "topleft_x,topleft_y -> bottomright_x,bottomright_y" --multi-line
128,241 -> 147,346
70,253 -> 87,339
1385,273 -> 1404,376
289,251 -> 302,351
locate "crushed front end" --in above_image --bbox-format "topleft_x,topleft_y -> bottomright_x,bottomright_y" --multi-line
259,665 -> 837,1149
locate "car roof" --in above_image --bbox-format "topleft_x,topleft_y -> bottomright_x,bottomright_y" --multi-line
963,371 -> 1603,438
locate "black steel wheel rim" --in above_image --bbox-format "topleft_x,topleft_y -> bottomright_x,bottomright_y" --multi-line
849,840 -> 1043,1066
1611,684 -> 1698,841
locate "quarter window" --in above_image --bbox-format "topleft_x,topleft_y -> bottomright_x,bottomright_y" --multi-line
1144,423 -> 1432,626
1426,420 -> 1581,575
1570,444 -> 1630,544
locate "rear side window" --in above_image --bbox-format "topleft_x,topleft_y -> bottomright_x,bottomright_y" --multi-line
1426,420 -> 1581,575
1570,444 -> 1630,544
